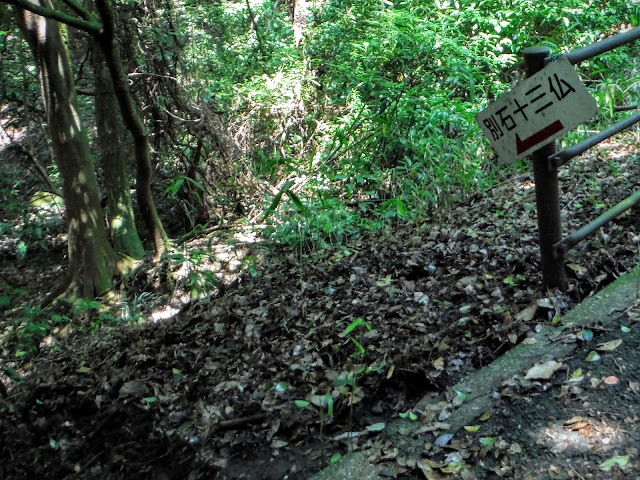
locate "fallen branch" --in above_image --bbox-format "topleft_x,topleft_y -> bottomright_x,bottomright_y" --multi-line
216,412 -> 268,431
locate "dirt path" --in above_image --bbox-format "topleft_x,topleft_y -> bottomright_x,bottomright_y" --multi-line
470,293 -> 640,479
311,269 -> 640,479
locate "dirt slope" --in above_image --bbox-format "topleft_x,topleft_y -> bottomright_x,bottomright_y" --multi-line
0,138 -> 639,479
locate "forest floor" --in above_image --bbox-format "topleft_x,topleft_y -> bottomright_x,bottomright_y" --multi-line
1,135 -> 640,479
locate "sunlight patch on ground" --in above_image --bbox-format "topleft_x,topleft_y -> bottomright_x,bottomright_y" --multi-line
143,226 -> 264,325
533,417 -> 622,456
593,132 -> 640,160
149,294 -> 190,323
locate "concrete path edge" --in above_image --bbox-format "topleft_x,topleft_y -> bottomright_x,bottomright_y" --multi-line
308,269 -> 640,480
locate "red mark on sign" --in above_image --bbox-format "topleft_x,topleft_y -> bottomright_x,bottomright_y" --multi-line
515,120 -> 564,155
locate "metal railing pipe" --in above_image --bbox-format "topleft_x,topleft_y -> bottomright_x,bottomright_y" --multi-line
545,27 -> 640,66
523,46 -> 567,291
549,109 -> 640,169
555,191 -> 640,254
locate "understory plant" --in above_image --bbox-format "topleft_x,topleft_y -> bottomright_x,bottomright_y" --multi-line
253,0 -> 639,246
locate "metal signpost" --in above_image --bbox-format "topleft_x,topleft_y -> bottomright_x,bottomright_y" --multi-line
476,27 -> 640,291
477,50 -> 599,290
477,30 -> 640,291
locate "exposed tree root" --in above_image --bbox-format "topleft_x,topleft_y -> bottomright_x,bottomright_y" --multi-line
40,255 -> 142,309
40,273 -> 73,309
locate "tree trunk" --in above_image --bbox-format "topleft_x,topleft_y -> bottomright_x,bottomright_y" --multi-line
92,44 -> 145,259
15,0 -> 127,298
94,0 -> 170,259
291,0 -> 309,47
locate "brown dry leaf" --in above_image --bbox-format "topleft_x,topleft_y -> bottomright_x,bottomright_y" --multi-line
567,263 -> 588,276
460,469 -> 475,480
579,424 -> 593,437
502,308 -> 513,323
509,442 -> 523,454
9,137 -> 640,480
417,458 -> 447,480
515,304 -> 538,322
420,458 -> 446,469
118,380 -> 148,399
407,235 -> 423,247
566,420 -> 589,431
524,360 -> 563,380
270,439 -> 288,449
479,407 -> 492,422
425,401 -> 450,412
548,464 -> 570,479
550,439 -> 570,454
379,447 -> 399,461
604,375 -> 619,385
396,456 -> 417,468
596,339 -> 622,352
564,416 -> 588,426
413,422 -> 451,436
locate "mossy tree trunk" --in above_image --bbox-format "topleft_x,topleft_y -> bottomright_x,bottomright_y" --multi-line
5,0 -> 170,260
92,44 -> 145,259
15,0 -> 130,298
94,0 -> 170,259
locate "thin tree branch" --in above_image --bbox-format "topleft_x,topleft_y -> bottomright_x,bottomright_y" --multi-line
244,0 -> 266,56
128,72 -> 179,82
59,0 -> 93,22
216,413 -> 268,431
14,143 -> 63,197
1,0 -> 101,36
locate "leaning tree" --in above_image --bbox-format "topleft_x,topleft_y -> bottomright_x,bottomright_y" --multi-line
3,0 -> 171,298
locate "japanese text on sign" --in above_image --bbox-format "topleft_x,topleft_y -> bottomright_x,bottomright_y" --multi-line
476,56 -> 597,165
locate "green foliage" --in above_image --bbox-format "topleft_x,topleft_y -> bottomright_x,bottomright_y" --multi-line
70,299 -> 123,333
399,410 -> 419,421
1,0 -> 638,318
119,292 -> 152,323
183,1 -> 297,104
116,0 -> 638,251
165,175 -> 206,199
241,255 -> 260,277
264,196 -> 359,249
293,316 -> 382,453
228,0 -> 637,248
334,317 -> 379,404
2,292 -> 147,358
10,304 -> 64,357
310,0 -> 633,196
167,250 -> 221,298
343,317 -> 369,337
309,0 -> 509,199
0,18 -> 40,105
